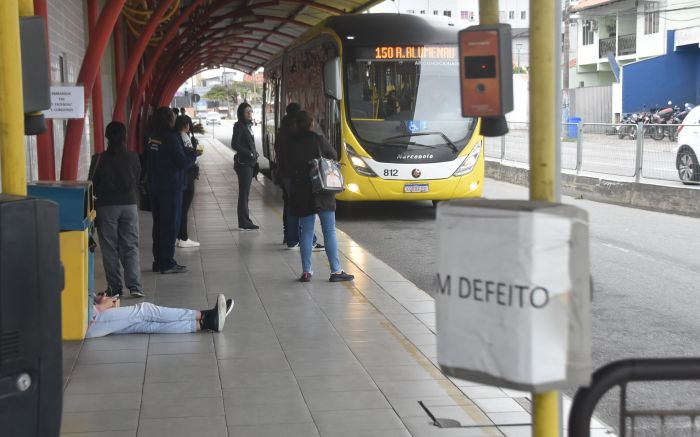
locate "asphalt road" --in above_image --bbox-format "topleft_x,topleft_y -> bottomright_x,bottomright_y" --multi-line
333,181 -> 700,435
213,116 -> 700,434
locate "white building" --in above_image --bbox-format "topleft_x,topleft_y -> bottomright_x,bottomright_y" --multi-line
572,0 -> 700,87
370,0 -> 531,67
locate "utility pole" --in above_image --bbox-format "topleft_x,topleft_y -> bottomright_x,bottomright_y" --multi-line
563,1 -> 571,90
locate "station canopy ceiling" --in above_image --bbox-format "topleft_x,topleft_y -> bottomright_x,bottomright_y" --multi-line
123,0 -> 381,75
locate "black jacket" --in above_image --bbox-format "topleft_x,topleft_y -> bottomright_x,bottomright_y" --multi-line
273,114 -> 296,179
231,120 -> 258,166
286,131 -> 338,216
88,149 -> 141,207
146,129 -> 189,195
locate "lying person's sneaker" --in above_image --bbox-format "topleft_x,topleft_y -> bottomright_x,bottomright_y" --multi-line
130,289 -> 145,298
285,243 -> 299,250
299,272 -> 313,282
329,271 -> 354,282
239,224 -> 260,231
312,243 -> 325,252
225,298 -> 234,317
177,238 -> 200,248
105,288 -> 122,297
160,264 -> 188,274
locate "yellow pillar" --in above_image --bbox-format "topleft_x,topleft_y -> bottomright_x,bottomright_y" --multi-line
478,0 -> 499,25
18,0 -> 34,16
530,0 -> 562,435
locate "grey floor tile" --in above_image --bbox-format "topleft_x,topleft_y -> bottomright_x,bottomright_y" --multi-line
304,390 -> 391,412
64,377 -> 144,395
147,340 -> 214,355
500,426 -> 531,437
487,412 -> 532,426
473,398 -> 526,414
70,362 -> 145,379
389,396 -> 474,418
63,392 -> 142,413
144,363 -> 220,383
146,353 -> 217,368
298,373 -> 378,393
219,370 -> 298,389
77,349 -> 147,365
402,416 -> 501,437
61,432 -> 136,437
61,410 -> 139,434
140,396 -> 224,419
288,359 -> 366,377
225,400 -> 313,426
225,423 -> 320,437
318,430 -> 412,437
141,380 -> 222,401
137,416 -> 227,437
378,379 -> 463,400
82,336 -> 149,351
312,409 -> 405,434
218,356 -> 290,374
461,386 -> 510,399
222,385 -> 305,406
365,364 -> 445,382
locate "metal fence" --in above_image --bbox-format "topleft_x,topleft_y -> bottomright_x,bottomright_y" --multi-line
569,358 -> 700,437
485,122 -> 699,184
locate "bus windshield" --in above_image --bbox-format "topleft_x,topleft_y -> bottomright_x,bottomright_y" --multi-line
345,45 -> 476,161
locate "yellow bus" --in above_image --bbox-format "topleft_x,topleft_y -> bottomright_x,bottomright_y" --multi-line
262,13 -> 483,203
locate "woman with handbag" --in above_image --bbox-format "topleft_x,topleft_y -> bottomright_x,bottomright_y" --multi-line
230,102 -> 259,230
175,115 -> 200,248
88,121 -> 145,298
286,111 -> 354,283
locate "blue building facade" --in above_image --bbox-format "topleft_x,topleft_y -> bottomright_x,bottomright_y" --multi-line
622,30 -> 700,113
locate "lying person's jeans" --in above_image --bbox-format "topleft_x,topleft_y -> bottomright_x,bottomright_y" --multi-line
86,302 -> 197,338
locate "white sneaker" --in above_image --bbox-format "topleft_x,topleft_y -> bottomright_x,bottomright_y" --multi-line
177,239 -> 200,248
216,294 -> 226,332
285,243 -> 300,250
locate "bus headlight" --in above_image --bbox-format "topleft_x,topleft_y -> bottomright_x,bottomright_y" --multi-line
453,142 -> 482,176
345,143 -> 377,177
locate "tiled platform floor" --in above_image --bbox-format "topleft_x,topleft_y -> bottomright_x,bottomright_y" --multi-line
60,138 -> 612,437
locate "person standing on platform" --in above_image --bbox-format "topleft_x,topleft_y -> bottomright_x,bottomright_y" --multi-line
147,107 -> 190,274
88,121 -> 145,298
276,103 -> 323,251
175,116 -> 200,248
286,111 -> 354,283
231,102 -> 259,230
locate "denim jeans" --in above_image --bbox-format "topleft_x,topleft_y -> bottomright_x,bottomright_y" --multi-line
299,210 -> 341,274
86,302 -> 197,338
95,204 -> 143,294
283,178 -> 316,247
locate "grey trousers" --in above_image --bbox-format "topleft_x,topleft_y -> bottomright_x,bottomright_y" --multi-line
95,204 -> 143,294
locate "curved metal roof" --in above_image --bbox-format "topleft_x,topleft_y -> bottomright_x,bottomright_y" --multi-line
124,0 -> 382,76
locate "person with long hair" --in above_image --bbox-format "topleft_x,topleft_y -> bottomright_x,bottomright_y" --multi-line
88,121 -> 145,298
175,115 -> 200,248
286,111 -> 354,283
230,102 -> 259,230
146,106 -> 190,274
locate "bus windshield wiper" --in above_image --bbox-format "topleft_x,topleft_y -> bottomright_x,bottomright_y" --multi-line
384,141 -> 438,149
382,132 -> 458,153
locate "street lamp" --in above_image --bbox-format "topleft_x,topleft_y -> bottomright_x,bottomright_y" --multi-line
516,44 -> 523,69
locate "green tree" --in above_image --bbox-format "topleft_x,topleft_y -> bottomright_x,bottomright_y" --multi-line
204,82 -> 258,105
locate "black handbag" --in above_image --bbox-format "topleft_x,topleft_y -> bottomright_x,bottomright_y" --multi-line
309,141 -> 344,194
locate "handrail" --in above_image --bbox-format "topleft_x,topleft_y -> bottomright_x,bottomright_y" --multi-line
569,358 -> 700,437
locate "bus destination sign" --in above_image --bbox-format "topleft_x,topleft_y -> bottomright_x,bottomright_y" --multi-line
357,46 -> 458,61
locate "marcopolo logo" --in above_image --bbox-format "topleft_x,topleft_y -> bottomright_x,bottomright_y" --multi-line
411,168 -> 422,178
435,274 -> 550,309
396,153 -> 434,160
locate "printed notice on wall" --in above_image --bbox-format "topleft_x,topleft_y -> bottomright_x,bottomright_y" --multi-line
434,200 -> 590,392
44,86 -> 84,119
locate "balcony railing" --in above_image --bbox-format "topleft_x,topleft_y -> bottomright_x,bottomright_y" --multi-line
618,33 -> 636,55
599,33 -> 636,58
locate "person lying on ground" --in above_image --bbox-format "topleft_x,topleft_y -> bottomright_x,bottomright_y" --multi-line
86,293 -> 233,338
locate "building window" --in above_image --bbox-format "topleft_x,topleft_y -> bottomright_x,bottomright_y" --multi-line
419,9 -> 425,14
509,10 -> 515,20
434,10 -> 438,15
521,11 -> 526,20
644,1 -> 659,34
406,9 -> 415,13
582,20 -> 594,45
461,10 -> 468,19
443,10 -> 451,17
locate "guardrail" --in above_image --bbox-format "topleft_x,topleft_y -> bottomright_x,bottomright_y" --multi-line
569,358 -> 700,437
484,122 -> 700,185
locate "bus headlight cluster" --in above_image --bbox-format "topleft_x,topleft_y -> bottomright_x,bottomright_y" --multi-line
345,143 -> 377,177
453,142 -> 482,176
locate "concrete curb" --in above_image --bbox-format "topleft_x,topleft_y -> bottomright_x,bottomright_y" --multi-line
485,160 -> 700,218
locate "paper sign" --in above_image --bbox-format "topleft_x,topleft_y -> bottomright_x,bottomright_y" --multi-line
44,86 -> 84,119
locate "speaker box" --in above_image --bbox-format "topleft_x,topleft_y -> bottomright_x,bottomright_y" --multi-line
0,195 -> 63,437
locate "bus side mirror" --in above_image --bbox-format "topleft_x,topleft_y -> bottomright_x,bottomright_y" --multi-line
323,57 -> 342,100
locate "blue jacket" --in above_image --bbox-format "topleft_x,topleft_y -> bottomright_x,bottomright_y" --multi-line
146,129 -> 189,195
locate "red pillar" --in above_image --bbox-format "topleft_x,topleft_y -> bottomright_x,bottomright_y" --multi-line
60,0 -> 126,180
34,0 -> 55,180
87,0 -> 104,153
112,0 -> 176,123
113,17 -> 124,80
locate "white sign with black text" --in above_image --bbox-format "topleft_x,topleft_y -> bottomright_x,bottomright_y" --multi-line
44,86 -> 84,119
435,200 -> 591,392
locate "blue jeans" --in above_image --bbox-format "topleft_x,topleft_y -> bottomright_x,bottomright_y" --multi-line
299,210 -> 341,274
283,178 -> 316,247
86,302 -> 197,338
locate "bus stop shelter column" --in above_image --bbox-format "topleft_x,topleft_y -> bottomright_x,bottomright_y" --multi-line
530,0 -> 564,435
0,0 -> 29,195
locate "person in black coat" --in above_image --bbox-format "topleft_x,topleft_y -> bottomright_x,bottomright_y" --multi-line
147,106 -> 190,274
286,111 -> 354,283
230,102 -> 259,230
